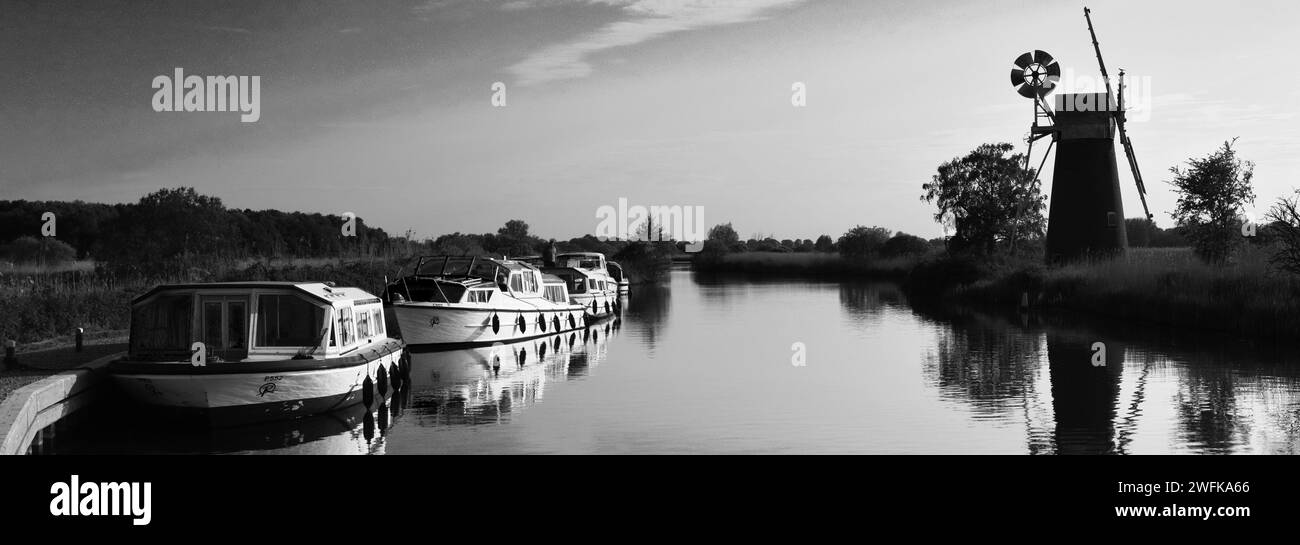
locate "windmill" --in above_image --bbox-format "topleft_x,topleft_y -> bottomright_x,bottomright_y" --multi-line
1012,7 -> 1152,262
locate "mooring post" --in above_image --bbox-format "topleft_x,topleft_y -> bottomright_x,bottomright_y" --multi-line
3,339 -> 15,369
75,327 -> 84,353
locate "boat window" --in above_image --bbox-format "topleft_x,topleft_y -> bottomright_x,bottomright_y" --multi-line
509,274 -> 524,293
372,309 -> 384,336
470,261 -> 498,282
255,294 -> 325,348
523,272 -> 538,293
545,285 -> 568,303
468,290 -> 492,303
588,279 -> 598,290
338,307 -> 355,347
357,309 -> 371,339
201,295 -> 249,361
129,293 -> 193,357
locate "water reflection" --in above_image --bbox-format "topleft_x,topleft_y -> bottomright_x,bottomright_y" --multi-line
622,282 -> 669,348
838,282 -> 907,320
47,390 -> 408,455
404,321 -> 618,428
911,297 -> 1300,454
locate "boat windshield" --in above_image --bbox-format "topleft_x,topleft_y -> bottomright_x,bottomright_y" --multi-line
413,256 -> 500,281
560,256 -> 603,270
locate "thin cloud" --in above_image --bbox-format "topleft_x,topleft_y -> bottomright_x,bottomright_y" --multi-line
200,25 -> 252,34
506,0 -> 807,86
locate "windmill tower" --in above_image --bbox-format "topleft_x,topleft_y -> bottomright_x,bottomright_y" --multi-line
1012,7 -> 1152,263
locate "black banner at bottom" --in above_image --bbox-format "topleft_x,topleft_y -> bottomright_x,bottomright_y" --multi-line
0,455 -> 1284,534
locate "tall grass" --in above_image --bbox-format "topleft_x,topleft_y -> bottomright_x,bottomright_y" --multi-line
958,246 -> 1300,338
0,256 -> 413,345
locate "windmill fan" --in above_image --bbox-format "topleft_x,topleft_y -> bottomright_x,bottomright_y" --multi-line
1009,50 -> 1060,99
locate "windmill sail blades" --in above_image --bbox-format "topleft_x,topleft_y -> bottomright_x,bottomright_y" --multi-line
1014,51 -> 1034,69
1011,68 -> 1027,87
1117,121 -> 1152,220
1010,51 -> 1060,99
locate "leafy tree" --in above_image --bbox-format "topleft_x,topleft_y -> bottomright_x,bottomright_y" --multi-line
498,219 -> 530,239
814,235 -> 835,252
921,142 -> 1044,255
707,222 -> 739,246
1169,140 -> 1255,264
881,232 -> 931,258
837,226 -> 891,260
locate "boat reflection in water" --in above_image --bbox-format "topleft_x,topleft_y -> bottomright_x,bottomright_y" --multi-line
44,388 -> 409,455
403,317 -> 619,427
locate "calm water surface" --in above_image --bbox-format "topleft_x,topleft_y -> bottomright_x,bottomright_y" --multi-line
51,269 -> 1300,454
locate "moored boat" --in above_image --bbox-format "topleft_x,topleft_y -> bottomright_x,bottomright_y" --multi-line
542,252 -> 620,319
384,255 -> 590,348
109,282 -> 407,425
606,260 -> 631,295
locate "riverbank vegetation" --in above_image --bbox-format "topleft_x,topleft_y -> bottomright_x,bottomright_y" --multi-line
0,188 -> 678,346
696,140 -> 1300,339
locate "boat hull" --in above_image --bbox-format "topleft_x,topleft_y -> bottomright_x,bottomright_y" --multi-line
110,339 -> 405,426
571,291 -> 619,319
391,303 -> 592,348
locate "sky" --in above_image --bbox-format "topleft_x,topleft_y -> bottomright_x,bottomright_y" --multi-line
2,0 -> 1298,241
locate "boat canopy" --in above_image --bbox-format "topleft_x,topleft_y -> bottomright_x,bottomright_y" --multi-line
128,282 -> 387,363
556,252 -> 606,270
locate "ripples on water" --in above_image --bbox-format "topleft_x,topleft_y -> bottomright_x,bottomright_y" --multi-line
48,270 -> 1300,454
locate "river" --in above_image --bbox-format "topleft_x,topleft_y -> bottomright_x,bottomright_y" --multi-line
49,269 -> 1300,454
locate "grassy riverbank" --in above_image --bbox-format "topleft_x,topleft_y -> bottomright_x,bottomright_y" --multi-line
950,246 -> 1300,339
0,257 -> 408,346
694,247 -> 1300,339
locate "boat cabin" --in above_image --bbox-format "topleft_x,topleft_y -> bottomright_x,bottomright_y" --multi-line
606,261 -> 627,283
392,256 -> 555,304
556,252 -> 607,272
127,282 -> 388,363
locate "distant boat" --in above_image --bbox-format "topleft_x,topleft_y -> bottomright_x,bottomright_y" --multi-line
384,256 -> 590,348
542,252 -> 620,319
110,282 -> 406,426
606,260 -> 630,295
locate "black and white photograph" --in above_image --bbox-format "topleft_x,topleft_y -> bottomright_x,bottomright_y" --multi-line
1,0 -> 1295,528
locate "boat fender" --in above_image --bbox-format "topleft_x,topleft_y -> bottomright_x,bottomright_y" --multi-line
553,315 -> 561,332
363,375 -> 375,407
516,314 -> 526,333
377,365 -> 389,396
390,363 -> 402,390
491,314 -> 500,334
538,314 -> 546,332
591,300 -> 598,314
604,301 -> 611,314
568,314 -> 576,329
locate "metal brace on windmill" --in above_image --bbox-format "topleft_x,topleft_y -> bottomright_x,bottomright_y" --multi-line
1011,7 -> 1152,263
